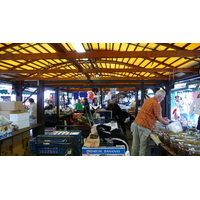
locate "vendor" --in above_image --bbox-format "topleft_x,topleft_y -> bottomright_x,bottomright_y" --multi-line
75,99 -> 83,113
107,102 -> 126,136
29,98 -> 37,124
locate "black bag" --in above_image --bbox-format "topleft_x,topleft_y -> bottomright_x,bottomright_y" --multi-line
96,125 -> 129,150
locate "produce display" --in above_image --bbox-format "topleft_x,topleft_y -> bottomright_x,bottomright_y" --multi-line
156,129 -> 200,156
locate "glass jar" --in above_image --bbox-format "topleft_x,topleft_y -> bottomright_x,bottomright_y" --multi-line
158,132 -> 165,143
184,139 -> 198,145
170,139 -> 185,154
189,146 -> 200,156
177,143 -> 194,156
176,135 -> 187,140
185,135 -> 198,139
163,134 -> 170,147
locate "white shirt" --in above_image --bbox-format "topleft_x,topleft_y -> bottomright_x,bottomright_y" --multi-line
29,102 -> 37,118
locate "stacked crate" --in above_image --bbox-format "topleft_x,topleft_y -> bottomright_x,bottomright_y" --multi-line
29,135 -> 73,155
30,130 -> 82,156
51,130 -> 82,156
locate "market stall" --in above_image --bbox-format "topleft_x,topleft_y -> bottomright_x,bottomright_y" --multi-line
151,122 -> 200,156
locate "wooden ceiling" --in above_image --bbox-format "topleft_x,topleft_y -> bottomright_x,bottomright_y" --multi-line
0,43 -> 200,91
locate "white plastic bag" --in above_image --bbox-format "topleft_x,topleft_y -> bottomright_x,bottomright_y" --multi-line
167,121 -> 183,133
0,115 -> 13,126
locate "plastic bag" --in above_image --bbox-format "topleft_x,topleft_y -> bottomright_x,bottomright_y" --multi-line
167,121 -> 183,133
0,115 -> 13,126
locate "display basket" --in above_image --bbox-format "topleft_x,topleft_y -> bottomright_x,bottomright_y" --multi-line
30,135 -> 74,155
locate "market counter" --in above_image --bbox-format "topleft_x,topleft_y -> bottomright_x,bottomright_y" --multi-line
0,123 -> 42,156
150,133 -> 177,156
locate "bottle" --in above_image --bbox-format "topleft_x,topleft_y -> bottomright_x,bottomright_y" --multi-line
107,137 -> 114,146
182,120 -> 188,131
93,111 -> 98,119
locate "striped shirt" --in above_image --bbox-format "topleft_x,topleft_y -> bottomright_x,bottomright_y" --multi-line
134,97 -> 162,130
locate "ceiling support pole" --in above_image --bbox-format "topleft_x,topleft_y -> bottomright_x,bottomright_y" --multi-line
12,81 -> 23,101
100,89 -> 103,108
55,87 -> 60,124
165,81 -> 172,119
135,88 -> 139,117
141,81 -> 145,106
37,80 -> 45,135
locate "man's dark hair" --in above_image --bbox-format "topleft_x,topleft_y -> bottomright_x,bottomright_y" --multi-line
29,98 -> 34,103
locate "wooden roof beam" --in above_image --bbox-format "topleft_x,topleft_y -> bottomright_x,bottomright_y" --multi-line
45,82 -> 157,86
1,50 -> 200,60
96,60 -> 166,77
0,43 -> 22,51
155,43 -> 186,50
68,59 -> 90,80
61,88 -> 137,92
49,43 -> 67,53
1,67 -> 198,74
9,76 -> 172,81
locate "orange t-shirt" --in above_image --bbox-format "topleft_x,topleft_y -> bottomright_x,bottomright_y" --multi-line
89,92 -> 94,100
134,97 -> 162,130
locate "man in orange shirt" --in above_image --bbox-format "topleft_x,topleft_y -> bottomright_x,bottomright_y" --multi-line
131,90 -> 170,156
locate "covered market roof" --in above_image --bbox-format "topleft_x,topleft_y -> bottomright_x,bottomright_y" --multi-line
0,43 -> 200,91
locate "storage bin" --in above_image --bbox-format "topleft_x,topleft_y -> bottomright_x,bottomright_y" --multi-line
30,135 -> 74,155
93,118 -> 105,125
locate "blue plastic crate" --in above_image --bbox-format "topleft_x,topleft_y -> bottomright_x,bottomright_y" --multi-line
36,145 -> 69,155
36,130 -> 82,156
30,135 -> 73,155
50,130 -> 82,149
93,118 -> 105,124
50,130 -> 82,140
30,138 -> 36,154
73,139 -> 82,145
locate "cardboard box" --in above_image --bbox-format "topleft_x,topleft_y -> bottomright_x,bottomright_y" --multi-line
0,101 -> 23,111
128,108 -> 135,113
10,112 -> 29,121
12,119 -> 30,129
10,109 -> 28,114
0,111 -> 11,119
83,132 -> 100,148
0,111 -> 29,120
82,146 -> 125,156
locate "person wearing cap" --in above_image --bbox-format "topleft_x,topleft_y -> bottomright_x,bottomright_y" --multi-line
131,90 -> 170,156
29,98 -> 37,124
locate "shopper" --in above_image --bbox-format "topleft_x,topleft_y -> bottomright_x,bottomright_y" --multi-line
75,99 -> 83,113
107,102 -> 127,136
131,90 -> 170,156
29,98 -> 37,124
178,97 -> 189,121
172,96 -> 180,120
83,97 -> 91,115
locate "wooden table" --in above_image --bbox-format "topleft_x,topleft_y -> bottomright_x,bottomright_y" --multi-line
150,133 -> 177,156
0,123 -> 42,156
